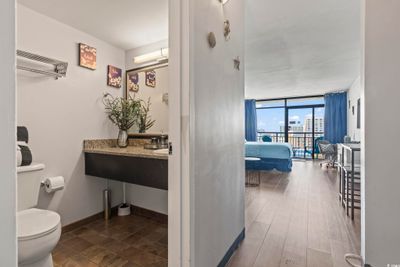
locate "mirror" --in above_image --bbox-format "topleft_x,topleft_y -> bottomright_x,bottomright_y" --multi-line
125,62 -> 169,134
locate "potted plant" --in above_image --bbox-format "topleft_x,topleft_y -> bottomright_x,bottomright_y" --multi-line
102,93 -> 141,147
138,98 -> 156,133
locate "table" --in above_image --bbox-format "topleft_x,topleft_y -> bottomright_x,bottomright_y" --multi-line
245,157 -> 261,186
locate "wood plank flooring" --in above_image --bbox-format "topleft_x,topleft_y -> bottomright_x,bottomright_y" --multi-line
228,160 -> 360,267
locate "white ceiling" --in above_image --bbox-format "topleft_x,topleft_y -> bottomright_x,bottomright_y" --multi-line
18,0 -> 360,98
18,0 -> 168,50
246,0 -> 361,99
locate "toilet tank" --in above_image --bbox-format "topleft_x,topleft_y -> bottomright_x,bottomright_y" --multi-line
17,163 -> 45,211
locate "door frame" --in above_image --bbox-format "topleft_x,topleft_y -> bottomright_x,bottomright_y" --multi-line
168,0 -> 191,266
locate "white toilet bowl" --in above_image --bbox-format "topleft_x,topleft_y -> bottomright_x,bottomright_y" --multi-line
18,208 -> 61,267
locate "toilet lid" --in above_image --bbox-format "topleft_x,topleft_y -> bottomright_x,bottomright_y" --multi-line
18,208 -> 60,241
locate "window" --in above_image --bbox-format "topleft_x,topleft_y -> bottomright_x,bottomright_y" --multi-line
257,108 -> 285,133
256,96 -> 325,159
287,97 -> 324,107
256,100 -> 285,109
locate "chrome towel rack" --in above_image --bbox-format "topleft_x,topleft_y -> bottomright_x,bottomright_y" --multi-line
16,50 -> 68,79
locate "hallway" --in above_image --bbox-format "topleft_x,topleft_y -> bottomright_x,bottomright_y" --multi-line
228,161 -> 360,267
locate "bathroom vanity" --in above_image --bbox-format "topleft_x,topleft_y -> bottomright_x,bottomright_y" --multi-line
83,139 -> 168,190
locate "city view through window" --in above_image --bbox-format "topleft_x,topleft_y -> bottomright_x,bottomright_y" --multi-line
256,97 -> 325,158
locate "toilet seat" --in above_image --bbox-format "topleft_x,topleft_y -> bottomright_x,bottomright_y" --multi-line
18,208 -> 60,241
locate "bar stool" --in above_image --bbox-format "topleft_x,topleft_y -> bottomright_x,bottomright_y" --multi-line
245,157 -> 261,186
342,165 -> 361,220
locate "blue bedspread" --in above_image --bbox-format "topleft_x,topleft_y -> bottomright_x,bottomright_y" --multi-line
245,142 -> 293,172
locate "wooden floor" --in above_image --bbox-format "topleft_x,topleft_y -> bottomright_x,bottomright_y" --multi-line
228,160 -> 360,267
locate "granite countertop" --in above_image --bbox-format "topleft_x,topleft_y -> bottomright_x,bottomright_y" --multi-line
83,139 -> 168,160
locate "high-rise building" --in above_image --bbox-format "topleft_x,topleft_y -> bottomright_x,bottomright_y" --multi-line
280,119 -> 304,132
304,115 -> 324,133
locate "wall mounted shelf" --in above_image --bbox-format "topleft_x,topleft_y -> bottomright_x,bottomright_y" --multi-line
16,50 -> 68,79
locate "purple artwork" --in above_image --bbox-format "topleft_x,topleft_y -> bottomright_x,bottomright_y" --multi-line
107,65 -> 122,88
127,72 -> 139,92
145,70 -> 156,88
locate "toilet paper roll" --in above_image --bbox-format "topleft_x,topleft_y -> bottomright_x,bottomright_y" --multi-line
43,176 -> 65,193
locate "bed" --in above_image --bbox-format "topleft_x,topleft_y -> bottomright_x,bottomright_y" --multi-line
245,142 -> 293,172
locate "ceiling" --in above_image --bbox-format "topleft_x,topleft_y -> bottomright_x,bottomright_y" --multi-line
246,0 -> 361,99
18,0 -> 168,50
18,0 -> 360,98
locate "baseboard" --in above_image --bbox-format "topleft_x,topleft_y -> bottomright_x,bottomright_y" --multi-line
217,228 -> 245,267
131,205 -> 168,224
62,204 -> 167,233
62,205 -> 119,233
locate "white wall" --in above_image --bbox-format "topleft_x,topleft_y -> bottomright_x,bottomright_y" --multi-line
190,0 -> 245,265
17,5 -> 123,226
126,185 -> 167,215
347,76 -> 362,141
363,1 -> 400,265
0,0 -> 17,265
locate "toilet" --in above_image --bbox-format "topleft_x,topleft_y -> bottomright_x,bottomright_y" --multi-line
17,163 -> 61,267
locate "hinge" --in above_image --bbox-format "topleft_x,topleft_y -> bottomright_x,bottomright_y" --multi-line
168,142 -> 173,155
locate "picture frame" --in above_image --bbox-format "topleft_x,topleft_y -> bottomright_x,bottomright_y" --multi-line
107,65 -> 122,88
79,43 -> 96,70
127,72 -> 139,92
145,70 -> 156,88
125,62 -> 168,99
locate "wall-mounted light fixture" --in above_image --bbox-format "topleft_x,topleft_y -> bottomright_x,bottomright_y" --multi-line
133,48 -> 169,64
219,0 -> 230,4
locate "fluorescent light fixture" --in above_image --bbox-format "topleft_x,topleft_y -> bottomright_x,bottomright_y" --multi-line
219,0 -> 230,4
133,48 -> 169,64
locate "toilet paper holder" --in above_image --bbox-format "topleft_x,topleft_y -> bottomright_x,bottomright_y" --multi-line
40,176 -> 65,193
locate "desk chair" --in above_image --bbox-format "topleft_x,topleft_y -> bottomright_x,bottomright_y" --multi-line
317,140 -> 337,168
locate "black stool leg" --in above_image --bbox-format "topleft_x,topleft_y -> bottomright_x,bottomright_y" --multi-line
342,169 -> 346,208
339,166 -> 342,202
351,154 -> 355,220
346,172 -> 350,216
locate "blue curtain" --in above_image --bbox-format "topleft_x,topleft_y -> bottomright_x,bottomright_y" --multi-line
245,99 -> 257,141
324,92 -> 347,144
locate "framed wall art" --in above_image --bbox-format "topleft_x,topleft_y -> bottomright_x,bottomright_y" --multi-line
107,65 -> 122,88
79,43 -> 96,70
127,72 -> 139,92
125,62 -> 168,100
145,70 -> 156,88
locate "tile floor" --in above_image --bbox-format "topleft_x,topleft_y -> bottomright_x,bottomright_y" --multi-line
53,214 -> 167,267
